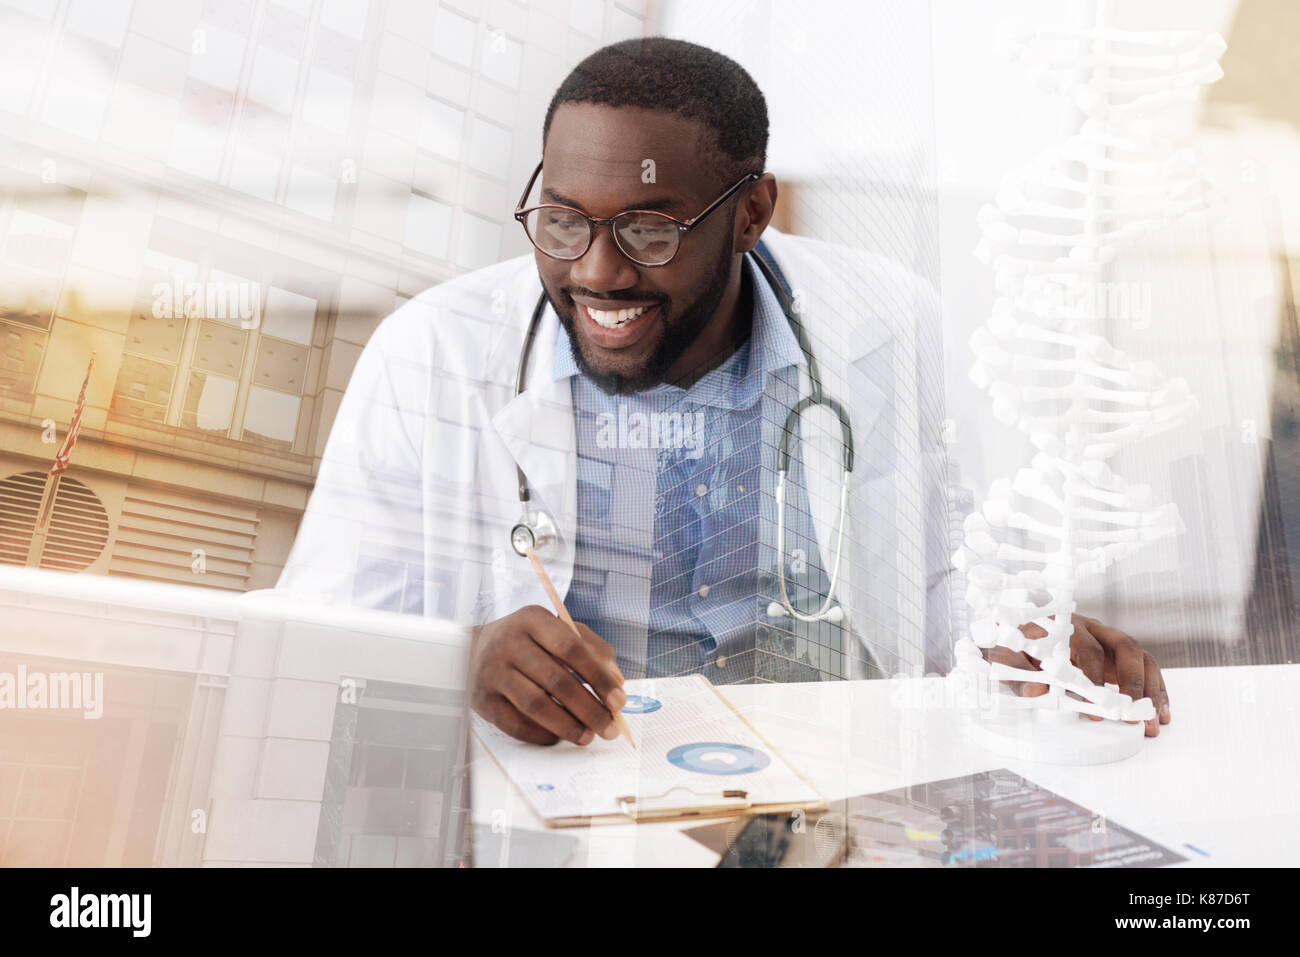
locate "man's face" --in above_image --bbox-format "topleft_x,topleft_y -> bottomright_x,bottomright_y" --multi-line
534,104 -> 740,394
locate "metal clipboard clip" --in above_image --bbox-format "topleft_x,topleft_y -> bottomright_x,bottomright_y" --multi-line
615,786 -> 752,821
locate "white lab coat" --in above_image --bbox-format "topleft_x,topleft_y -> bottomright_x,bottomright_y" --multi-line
278,229 -> 953,675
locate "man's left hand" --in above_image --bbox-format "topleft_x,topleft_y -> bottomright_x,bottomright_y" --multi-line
987,614 -> 1172,737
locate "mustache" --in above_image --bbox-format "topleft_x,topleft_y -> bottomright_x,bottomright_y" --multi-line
561,287 -> 669,307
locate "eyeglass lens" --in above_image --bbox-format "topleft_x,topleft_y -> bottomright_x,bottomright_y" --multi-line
522,208 -> 680,266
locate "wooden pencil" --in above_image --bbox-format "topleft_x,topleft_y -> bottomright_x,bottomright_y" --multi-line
525,544 -> 636,748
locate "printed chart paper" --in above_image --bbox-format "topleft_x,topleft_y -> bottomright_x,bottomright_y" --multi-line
473,674 -> 821,823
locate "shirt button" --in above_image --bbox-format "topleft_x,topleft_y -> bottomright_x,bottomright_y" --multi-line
695,483 -> 708,497
697,584 -> 710,598
716,655 -> 728,669
737,484 -> 745,493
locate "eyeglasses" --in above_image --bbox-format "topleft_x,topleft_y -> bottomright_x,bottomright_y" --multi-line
514,161 -> 760,267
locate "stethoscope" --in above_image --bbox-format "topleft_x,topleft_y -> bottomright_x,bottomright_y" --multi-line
509,246 -> 853,624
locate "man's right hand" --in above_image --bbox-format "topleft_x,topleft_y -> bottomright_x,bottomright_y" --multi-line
469,605 -> 627,746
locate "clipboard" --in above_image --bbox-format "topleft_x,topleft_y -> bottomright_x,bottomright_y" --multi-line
472,674 -> 827,828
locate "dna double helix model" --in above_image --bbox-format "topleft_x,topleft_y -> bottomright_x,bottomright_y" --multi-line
950,4 -> 1225,722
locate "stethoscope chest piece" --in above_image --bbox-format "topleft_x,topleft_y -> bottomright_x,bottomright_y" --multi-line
510,508 -> 558,557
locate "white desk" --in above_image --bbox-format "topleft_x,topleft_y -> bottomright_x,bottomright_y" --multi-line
470,664 -> 1300,867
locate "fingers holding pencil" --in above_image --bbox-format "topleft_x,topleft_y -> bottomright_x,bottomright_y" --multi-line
525,545 -> 636,748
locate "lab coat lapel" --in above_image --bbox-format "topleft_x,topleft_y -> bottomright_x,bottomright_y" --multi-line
765,231 -> 890,595
489,296 -> 578,595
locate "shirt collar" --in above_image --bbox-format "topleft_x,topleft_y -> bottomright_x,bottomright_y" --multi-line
552,254 -> 805,409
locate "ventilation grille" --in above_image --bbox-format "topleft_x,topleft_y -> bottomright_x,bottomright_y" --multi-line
0,471 -> 110,571
109,487 -> 257,591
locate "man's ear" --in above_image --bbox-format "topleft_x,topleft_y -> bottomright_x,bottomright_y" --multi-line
735,173 -> 778,254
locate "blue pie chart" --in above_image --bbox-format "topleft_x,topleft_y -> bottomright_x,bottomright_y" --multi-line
667,742 -> 771,775
622,695 -> 662,714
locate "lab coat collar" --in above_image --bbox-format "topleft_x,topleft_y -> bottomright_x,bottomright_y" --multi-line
485,228 -> 891,393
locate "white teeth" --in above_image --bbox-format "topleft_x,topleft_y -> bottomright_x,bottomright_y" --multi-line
586,304 -> 649,328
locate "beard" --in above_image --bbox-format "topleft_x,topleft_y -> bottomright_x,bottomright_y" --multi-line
546,236 -> 735,395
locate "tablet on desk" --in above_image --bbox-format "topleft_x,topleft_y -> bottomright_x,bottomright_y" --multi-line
709,810 -> 848,868
690,768 -> 1186,868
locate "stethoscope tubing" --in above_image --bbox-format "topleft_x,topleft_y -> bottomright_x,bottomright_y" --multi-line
512,246 -> 853,624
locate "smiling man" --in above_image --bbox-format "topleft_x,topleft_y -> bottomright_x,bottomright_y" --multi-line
531,101 -> 762,395
279,37 -> 1171,747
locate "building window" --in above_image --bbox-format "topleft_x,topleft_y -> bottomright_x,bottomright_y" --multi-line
0,323 -> 47,398
110,248 -> 319,453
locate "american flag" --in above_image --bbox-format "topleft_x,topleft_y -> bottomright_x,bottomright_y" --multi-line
50,353 -> 95,476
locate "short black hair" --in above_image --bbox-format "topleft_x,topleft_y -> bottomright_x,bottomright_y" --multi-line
542,37 -> 768,187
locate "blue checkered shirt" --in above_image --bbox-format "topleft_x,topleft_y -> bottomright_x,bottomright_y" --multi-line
556,256 -> 840,680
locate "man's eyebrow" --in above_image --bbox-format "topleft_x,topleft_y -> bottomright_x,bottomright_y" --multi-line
540,187 -> 682,215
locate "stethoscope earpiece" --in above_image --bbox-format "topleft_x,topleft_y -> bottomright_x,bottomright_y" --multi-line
766,601 -> 844,623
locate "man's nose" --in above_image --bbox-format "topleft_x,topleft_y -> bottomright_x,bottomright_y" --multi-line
570,223 -> 638,293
